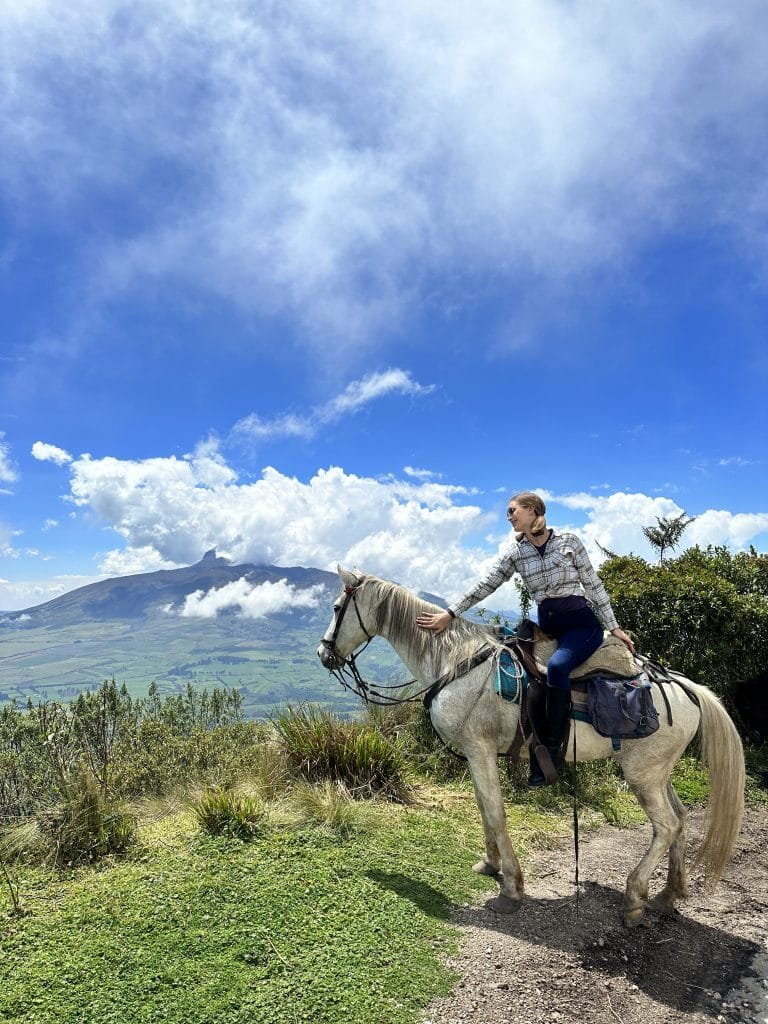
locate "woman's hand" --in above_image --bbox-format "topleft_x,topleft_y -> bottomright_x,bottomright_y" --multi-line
416,610 -> 453,634
611,627 -> 635,654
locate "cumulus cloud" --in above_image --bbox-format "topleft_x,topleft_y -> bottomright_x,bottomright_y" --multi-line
234,369 -> 434,441
546,491 -> 768,564
0,573 -> 106,612
25,447 -> 768,614
178,578 -> 326,619
31,441 -> 73,465
0,433 -> 18,484
51,448 -> 492,599
2,2 -> 768,344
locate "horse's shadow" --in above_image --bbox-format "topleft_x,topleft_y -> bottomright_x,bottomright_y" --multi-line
369,870 -> 761,1017
365,869 -> 455,920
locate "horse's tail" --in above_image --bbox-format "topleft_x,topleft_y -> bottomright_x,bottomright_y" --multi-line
688,680 -> 745,886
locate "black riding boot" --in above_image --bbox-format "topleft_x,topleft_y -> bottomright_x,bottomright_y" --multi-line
526,680 -> 548,787
544,686 -> 572,777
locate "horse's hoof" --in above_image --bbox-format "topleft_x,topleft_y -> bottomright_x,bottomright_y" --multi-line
648,893 -> 682,916
623,906 -> 648,929
472,859 -> 501,877
487,893 -> 522,914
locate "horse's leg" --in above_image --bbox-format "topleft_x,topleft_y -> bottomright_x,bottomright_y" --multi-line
621,776 -> 684,928
468,774 -> 502,877
465,745 -> 524,912
648,783 -> 689,913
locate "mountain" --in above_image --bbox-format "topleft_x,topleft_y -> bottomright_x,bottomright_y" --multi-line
1,549 -> 338,628
0,554 -> 429,717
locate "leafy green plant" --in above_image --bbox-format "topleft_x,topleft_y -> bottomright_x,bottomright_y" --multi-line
193,786 -> 267,839
272,703 -> 411,801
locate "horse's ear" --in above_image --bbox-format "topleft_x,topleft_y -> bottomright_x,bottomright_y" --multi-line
337,565 -> 361,588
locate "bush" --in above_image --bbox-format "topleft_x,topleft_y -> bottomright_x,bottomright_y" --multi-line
272,704 -> 411,802
193,787 -> 267,839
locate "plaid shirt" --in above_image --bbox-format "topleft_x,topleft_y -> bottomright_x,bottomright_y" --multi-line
449,530 -> 619,632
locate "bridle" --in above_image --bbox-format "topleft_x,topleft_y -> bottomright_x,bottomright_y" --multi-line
319,585 -> 377,699
320,584 -> 432,706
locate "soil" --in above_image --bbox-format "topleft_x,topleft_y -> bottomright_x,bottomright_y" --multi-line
423,803 -> 768,1024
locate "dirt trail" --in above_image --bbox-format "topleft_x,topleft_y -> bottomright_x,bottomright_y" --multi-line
423,804 -> 768,1024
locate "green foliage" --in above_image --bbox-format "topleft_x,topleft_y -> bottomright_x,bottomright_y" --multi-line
0,796 -> 498,1024
642,512 -> 696,563
193,787 -> 267,839
669,756 -> 710,804
0,680 -> 254,820
272,704 -> 411,801
599,545 -> 768,702
289,779 -> 374,837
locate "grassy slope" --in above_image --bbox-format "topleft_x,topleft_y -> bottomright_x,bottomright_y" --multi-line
0,789 -> 565,1024
0,616 -> 403,718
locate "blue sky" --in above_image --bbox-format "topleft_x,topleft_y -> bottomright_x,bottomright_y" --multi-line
1,1 -> 767,614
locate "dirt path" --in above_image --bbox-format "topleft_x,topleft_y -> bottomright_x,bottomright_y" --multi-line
423,804 -> 768,1024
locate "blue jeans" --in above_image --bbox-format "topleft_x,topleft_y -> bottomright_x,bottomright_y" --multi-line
538,603 -> 604,691
546,624 -> 604,690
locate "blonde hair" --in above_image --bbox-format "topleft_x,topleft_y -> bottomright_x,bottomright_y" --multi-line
509,491 -> 548,540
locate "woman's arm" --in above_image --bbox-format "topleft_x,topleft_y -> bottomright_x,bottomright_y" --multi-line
417,549 -> 518,633
570,536 -> 620,631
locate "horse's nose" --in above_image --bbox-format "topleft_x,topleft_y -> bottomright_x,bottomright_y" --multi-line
317,643 -> 335,668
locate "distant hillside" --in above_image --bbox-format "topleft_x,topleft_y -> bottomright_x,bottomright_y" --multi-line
1,549 -> 338,627
0,554 -> 446,717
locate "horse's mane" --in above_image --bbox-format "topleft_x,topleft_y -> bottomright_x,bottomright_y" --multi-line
359,573 -> 504,678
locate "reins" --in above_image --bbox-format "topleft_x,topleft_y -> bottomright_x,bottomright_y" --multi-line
320,585 -> 436,706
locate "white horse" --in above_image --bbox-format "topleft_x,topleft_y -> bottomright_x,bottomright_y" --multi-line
317,568 -> 746,928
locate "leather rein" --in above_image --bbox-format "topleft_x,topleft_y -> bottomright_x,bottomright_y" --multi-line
320,585 -> 504,707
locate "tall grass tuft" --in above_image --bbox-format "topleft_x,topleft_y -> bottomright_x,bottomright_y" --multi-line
272,704 -> 411,802
193,787 -> 267,839
36,771 -> 137,866
364,702 -> 469,782
289,779 -> 374,838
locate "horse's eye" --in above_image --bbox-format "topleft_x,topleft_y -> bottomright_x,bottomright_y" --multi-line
333,604 -> 341,613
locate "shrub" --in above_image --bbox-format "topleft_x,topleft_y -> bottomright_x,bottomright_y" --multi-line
272,704 -> 411,802
193,787 -> 267,839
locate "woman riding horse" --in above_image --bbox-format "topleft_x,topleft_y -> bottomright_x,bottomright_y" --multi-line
416,490 -> 635,786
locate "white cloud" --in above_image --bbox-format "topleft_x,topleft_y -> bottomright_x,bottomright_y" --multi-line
404,466 -> 442,481
2,2 -> 768,344
0,520 -> 22,559
546,491 -> 768,564
233,369 -> 433,442
99,546 -> 181,577
42,519 -> 59,531
0,433 -> 18,484
13,443 -> 768,615
56,449 -> 493,600
31,441 -> 73,465
178,578 -> 326,619
0,573 -> 106,612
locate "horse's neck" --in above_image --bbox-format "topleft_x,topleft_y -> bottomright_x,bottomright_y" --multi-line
375,597 -> 441,684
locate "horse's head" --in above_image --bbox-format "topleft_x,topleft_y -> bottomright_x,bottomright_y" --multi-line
317,566 -> 375,670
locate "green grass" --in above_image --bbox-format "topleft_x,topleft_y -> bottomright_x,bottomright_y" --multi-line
0,789 -> 516,1024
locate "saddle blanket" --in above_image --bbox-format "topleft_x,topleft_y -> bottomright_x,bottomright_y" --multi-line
534,632 -> 638,680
